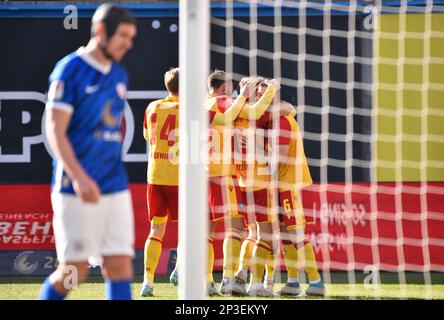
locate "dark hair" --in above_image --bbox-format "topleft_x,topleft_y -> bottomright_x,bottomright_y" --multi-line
207,69 -> 231,91
91,3 -> 136,38
164,67 -> 179,94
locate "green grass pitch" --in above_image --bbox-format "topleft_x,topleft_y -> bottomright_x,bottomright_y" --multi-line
1,273 -> 443,300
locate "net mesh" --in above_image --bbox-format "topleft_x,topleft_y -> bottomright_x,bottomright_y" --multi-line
208,0 -> 444,298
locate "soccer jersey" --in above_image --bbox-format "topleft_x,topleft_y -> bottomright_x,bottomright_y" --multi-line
234,114 -> 271,191
206,94 -> 238,177
143,96 -> 180,186
274,115 -> 313,189
47,47 -> 129,195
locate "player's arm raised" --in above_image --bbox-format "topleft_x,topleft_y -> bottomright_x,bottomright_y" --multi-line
209,78 -> 259,126
238,79 -> 279,120
45,108 -> 101,203
244,79 -> 296,121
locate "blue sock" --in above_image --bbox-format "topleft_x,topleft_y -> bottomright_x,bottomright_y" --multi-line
38,276 -> 66,300
105,279 -> 132,300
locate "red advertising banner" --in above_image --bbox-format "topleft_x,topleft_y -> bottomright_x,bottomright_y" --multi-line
301,182 -> 444,271
0,185 -> 53,250
1,183 -> 443,271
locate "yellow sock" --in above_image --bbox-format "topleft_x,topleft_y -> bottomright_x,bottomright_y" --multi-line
283,242 -> 299,280
251,241 -> 272,283
265,250 -> 277,281
144,236 -> 162,284
207,238 -> 215,283
223,231 -> 242,278
303,241 -> 321,282
239,238 -> 255,273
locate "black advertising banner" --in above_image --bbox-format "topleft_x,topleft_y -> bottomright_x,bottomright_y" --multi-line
0,7 -> 372,185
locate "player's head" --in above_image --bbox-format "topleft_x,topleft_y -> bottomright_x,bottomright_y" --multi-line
255,78 -> 268,100
208,70 -> 233,95
240,76 -> 264,101
238,77 -> 251,90
164,67 -> 179,96
91,3 -> 137,62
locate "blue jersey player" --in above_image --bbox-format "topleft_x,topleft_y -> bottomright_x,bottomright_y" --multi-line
39,3 -> 137,300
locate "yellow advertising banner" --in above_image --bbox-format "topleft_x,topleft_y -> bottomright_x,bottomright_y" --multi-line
375,13 -> 444,182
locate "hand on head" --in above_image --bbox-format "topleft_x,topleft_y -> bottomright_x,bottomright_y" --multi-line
239,77 -> 260,98
265,78 -> 281,91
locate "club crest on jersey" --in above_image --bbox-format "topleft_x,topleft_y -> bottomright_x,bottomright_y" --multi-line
48,80 -> 64,100
102,101 -> 120,128
116,82 -> 127,99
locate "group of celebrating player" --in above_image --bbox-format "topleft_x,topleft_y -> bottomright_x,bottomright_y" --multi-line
140,68 -> 326,297
39,3 -> 325,300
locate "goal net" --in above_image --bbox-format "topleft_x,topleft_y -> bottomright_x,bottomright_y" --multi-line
203,0 -> 444,299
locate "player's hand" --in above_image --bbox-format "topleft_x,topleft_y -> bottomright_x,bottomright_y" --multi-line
73,174 -> 101,203
265,78 -> 281,91
239,78 -> 259,98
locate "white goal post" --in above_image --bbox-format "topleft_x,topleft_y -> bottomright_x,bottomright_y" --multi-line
178,0 -> 210,300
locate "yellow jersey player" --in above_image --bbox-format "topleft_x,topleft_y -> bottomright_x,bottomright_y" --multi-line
140,68 -> 180,297
257,82 -> 326,297
205,70 -> 278,296
233,77 -> 294,297
141,68 -> 270,297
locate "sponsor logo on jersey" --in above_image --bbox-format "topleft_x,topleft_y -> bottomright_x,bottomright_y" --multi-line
102,102 -> 120,128
85,84 -> 100,94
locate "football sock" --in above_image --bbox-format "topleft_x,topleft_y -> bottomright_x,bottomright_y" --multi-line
38,276 -> 66,300
265,250 -> 277,282
222,230 -> 242,278
302,241 -> 321,282
251,240 -> 272,283
283,241 -> 300,280
238,237 -> 255,274
144,235 -> 162,284
105,279 -> 132,300
207,237 -> 215,283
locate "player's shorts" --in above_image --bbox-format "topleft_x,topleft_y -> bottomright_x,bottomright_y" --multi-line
278,189 -> 311,229
241,187 -> 275,224
51,190 -> 135,263
147,184 -> 178,223
208,176 -> 245,222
